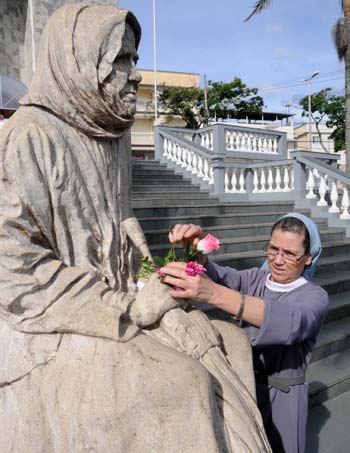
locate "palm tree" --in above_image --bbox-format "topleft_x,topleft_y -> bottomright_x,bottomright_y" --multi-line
246,1 -> 350,172
333,0 -> 350,172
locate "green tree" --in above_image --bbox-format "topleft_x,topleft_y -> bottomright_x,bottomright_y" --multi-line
325,94 -> 346,152
207,77 -> 264,120
158,86 -> 204,129
299,88 -> 335,152
245,0 -> 350,171
159,78 -> 263,129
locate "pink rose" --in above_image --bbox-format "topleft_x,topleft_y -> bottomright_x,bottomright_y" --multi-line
185,261 -> 207,276
196,233 -> 220,254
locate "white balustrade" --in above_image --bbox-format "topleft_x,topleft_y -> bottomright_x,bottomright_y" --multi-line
225,130 -> 279,154
340,187 -> 350,219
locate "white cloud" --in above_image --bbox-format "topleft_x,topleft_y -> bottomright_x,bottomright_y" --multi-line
265,23 -> 287,34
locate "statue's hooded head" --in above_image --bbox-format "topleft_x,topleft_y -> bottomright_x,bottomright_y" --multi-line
21,3 -> 141,138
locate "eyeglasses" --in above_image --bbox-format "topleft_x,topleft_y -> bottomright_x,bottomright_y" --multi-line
263,243 -> 307,264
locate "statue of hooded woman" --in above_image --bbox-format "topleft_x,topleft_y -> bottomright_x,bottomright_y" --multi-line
0,3 -> 271,452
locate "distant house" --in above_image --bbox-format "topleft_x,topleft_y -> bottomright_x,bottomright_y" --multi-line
132,69 -> 200,157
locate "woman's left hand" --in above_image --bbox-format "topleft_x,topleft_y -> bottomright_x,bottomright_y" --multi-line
160,262 -> 218,304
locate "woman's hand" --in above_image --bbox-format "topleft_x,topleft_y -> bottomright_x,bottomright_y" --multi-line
169,224 -> 204,247
160,261 -> 218,304
168,224 -> 207,265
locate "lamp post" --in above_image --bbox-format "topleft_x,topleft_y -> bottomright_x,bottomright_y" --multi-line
300,71 -> 319,151
152,0 -> 159,126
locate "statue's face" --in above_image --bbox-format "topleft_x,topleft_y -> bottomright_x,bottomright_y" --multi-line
103,23 -> 141,116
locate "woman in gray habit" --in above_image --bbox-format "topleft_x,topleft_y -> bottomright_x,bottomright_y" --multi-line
161,213 -> 329,453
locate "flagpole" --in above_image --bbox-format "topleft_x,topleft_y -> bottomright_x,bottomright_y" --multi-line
152,0 -> 159,125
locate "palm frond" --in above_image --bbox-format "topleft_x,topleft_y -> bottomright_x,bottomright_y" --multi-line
245,0 -> 273,22
332,17 -> 350,61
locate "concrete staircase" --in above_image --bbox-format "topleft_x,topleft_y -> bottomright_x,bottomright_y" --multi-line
132,159 -> 350,414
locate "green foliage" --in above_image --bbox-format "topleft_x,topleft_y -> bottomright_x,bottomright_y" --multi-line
299,88 -> 345,152
207,77 -> 264,120
158,77 -> 264,129
159,86 -> 204,129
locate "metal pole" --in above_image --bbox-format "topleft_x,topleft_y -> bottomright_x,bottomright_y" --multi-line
204,74 -> 210,122
308,79 -> 312,151
152,0 -> 158,125
28,0 -> 36,71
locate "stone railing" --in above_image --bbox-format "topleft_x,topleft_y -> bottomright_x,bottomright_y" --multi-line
162,123 -> 288,160
154,126 -> 350,235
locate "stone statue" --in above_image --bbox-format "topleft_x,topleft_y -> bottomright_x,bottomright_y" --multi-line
0,3 -> 271,452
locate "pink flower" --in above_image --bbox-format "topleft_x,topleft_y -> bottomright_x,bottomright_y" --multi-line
196,234 -> 220,255
185,261 -> 207,276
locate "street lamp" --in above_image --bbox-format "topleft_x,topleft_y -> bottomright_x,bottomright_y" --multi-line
152,0 -> 159,126
300,71 -> 319,151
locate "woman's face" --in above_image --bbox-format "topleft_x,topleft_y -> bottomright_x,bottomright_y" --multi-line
102,23 -> 142,116
267,228 -> 312,284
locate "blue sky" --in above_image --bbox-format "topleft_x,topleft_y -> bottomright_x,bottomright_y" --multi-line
119,0 -> 344,118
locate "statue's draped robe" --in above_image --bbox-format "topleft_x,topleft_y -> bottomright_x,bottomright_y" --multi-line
0,4 -> 271,452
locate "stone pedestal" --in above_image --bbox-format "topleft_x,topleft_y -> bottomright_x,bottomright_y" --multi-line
0,0 -> 117,86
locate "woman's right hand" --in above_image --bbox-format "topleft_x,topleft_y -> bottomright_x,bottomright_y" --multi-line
168,224 -> 204,247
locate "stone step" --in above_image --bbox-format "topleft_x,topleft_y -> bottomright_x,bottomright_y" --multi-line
132,191 -> 211,200
137,210 -> 315,230
133,201 -> 297,218
324,290 -> 350,322
312,317 -> 350,363
315,270 -> 350,296
148,230 -> 347,257
132,197 -> 221,209
134,179 -> 194,186
132,174 -> 187,182
132,185 -> 202,193
132,170 -> 185,178
143,222 -> 338,245
307,348 -> 350,408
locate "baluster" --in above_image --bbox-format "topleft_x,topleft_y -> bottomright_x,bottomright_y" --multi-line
226,131 -> 231,150
283,167 -> 290,192
275,167 -> 282,191
317,175 -> 328,207
181,146 -> 188,168
225,171 -> 230,193
239,169 -> 245,193
203,159 -> 210,181
340,187 -> 350,219
306,169 -> 316,199
192,153 -> 198,175
253,169 -> 259,193
176,145 -> 182,166
273,138 -> 278,153
230,131 -> 235,149
267,168 -> 274,192
209,167 -> 214,184
197,156 -> 204,177
252,135 -> 257,152
163,138 -> 168,157
257,136 -> 262,153
185,150 -> 192,172
266,137 -> 272,153
260,169 -> 267,192
210,132 -> 213,149
200,134 -> 205,148
329,181 -> 340,213
231,169 -> 238,192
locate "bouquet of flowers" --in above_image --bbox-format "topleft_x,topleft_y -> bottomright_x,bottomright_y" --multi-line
138,228 -> 220,279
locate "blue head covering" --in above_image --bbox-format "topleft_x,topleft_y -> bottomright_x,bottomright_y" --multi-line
261,212 -> 322,281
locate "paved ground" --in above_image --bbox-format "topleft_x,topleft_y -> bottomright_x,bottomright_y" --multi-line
306,390 -> 350,453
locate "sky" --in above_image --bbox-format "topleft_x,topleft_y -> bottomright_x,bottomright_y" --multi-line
119,0 -> 344,121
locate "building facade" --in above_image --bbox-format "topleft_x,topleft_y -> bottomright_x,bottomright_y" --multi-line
132,69 -> 200,156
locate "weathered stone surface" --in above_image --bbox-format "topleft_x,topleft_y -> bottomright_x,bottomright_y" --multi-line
0,3 -> 271,452
0,0 -> 117,85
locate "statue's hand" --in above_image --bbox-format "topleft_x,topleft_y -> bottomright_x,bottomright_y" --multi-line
130,273 -> 187,328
